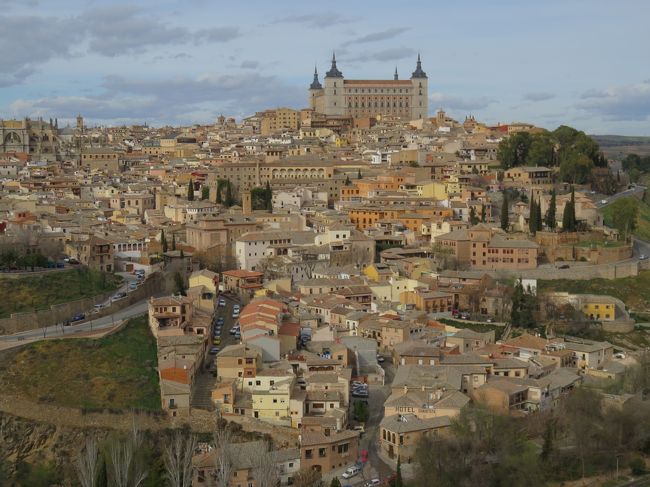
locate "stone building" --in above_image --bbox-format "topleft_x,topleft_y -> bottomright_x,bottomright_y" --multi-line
0,118 -> 60,161
309,53 -> 429,120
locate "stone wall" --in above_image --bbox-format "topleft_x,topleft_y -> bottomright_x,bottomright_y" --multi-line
0,272 -> 164,335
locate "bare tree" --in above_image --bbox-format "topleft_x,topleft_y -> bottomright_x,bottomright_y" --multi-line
293,468 -> 322,487
253,441 -> 279,487
76,437 -> 100,487
108,421 -> 148,487
213,424 -> 233,487
164,431 -> 197,487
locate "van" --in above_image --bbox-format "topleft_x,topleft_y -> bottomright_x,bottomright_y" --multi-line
342,465 -> 361,479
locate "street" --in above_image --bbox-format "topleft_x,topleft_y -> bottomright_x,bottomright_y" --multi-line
594,185 -> 646,209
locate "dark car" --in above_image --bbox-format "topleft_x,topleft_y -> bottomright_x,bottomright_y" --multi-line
558,264 -> 570,269
70,313 -> 85,322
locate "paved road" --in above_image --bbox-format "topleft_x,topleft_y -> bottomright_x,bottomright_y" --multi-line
0,298 -> 150,342
595,185 -> 646,209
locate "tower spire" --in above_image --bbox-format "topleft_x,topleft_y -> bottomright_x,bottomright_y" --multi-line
310,63 -> 322,90
394,66 -> 399,80
411,53 -> 427,79
325,51 -> 343,78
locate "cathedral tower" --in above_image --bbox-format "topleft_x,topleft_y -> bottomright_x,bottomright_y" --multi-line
323,53 -> 345,116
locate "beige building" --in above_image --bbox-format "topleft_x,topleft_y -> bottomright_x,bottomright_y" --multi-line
258,108 -> 300,135
309,54 -> 429,120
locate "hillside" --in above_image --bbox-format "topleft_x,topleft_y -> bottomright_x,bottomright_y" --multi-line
591,134 -> 650,159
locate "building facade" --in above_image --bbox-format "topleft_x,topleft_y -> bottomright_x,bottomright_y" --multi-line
309,54 -> 429,120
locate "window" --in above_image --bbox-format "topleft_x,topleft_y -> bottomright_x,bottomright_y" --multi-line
319,448 -> 326,458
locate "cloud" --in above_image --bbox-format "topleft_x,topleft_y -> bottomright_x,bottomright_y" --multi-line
240,60 -> 260,69
272,13 -> 354,29
345,47 -> 416,63
429,92 -> 496,111
0,14 -> 83,86
194,26 -> 241,43
80,6 -> 191,57
523,91 -> 555,102
576,80 -> 650,121
9,73 -> 305,124
342,27 -> 409,47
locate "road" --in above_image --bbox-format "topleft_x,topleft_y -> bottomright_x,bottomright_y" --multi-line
0,298 -> 151,342
595,185 -> 646,209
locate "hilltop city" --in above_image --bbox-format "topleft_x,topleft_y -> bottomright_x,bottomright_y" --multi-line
0,55 -> 649,486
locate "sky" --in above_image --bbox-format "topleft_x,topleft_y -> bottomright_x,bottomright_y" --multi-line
0,0 -> 649,135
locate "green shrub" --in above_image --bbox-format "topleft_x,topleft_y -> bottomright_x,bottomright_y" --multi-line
630,457 -> 646,475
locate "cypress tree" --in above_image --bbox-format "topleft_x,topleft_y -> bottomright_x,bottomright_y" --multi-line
536,198 -> 543,232
265,181 -> 273,211
345,175 -> 351,186
545,189 -> 557,230
187,179 -> 195,201
216,183 -> 222,204
469,206 -> 478,225
500,191 -> 509,231
201,185 -> 210,200
481,204 -> 487,223
224,180 -> 234,207
172,232 -> 176,251
529,198 -> 537,234
161,229 -> 168,252
358,168 -> 362,179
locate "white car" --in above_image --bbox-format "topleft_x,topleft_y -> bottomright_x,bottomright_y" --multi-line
601,199 -> 608,204
365,480 -> 381,487
341,465 -> 361,479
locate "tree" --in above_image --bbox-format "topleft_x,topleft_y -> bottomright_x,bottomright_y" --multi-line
480,204 -> 487,223
561,187 -> 576,232
108,424 -> 148,487
161,230 -> 168,253
216,184 -> 222,204
541,420 -> 555,462
253,442 -> 280,487
559,153 -> 594,184
527,135 -> 555,166
76,437 -> 100,487
469,206 -> 478,225
187,179 -> 195,201
201,185 -> 210,200
528,198 -> 538,235
172,233 -> 177,251
500,191 -> 509,231
393,456 -> 404,487
293,468 -> 322,487
224,180 -> 235,207
358,168 -> 362,179
497,132 -> 532,169
345,175 -> 351,186
163,431 -> 196,487
213,425 -> 233,487
265,181 -> 273,212
607,197 -> 639,240
510,279 -> 537,328
535,198 -> 543,232
545,189 -> 556,230
330,477 -> 342,487
174,272 -> 186,296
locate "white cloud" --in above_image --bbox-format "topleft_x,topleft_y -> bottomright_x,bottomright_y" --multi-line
576,80 -> 650,121
429,92 -> 496,111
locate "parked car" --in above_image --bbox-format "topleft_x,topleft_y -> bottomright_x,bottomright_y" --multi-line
111,292 -> 127,302
376,354 -> 385,363
213,337 -> 221,346
342,465 -> 361,479
209,347 -> 220,355
230,326 -> 239,334
68,258 -> 80,265
128,282 -> 138,291
70,313 -> 85,322
365,480 -> 380,487
233,304 -> 240,312
218,298 -> 226,307
640,254 -> 648,260
234,331 -> 241,340
214,329 -> 222,337
614,352 -> 626,359
217,317 -> 225,325
558,264 -> 570,269
352,389 -> 369,398
93,303 -> 106,312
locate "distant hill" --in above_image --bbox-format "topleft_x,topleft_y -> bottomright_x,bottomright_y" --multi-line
591,135 -> 650,160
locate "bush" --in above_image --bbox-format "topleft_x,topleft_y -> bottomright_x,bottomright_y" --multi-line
630,457 -> 646,475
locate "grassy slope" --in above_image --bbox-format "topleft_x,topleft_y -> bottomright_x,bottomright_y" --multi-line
539,271 -> 650,312
601,196 -> 650,243
0,268 -> 121,318
0,316 -> 160,410
438,318 -> 505,340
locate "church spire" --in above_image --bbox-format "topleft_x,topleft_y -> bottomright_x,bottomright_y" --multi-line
325,51 -> 343,78
394,67 -> 399,80
411,53 -> 427,79
310,64 -> 322,90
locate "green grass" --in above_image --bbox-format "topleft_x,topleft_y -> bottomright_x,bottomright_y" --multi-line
0,268 -> 122,318
539,270 -> 650,312
0,316 -> 160,410
438,318 -> 505,340
574,239 -> 624,248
